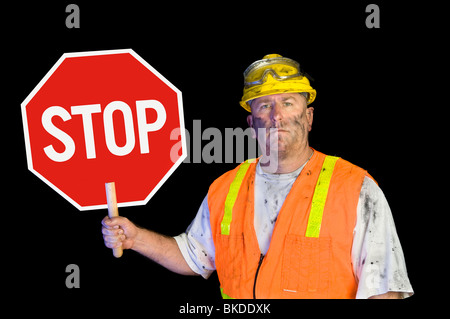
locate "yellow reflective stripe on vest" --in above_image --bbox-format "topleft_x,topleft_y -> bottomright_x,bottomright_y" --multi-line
221,159 -> 254,235
305,155 -> 340,238
220,287 -> 235,299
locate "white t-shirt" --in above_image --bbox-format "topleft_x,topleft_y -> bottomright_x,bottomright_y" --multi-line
174,160 -> 414,299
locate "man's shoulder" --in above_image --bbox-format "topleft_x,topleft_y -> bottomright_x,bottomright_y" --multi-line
314,150 -> 376,188
338,157 -> 377,185
209,159 -> 257,192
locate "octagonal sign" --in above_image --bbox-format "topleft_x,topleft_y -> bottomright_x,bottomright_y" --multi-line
21,49 -> 186,211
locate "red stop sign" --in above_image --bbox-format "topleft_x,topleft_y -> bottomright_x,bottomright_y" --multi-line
21,49 -> 186,211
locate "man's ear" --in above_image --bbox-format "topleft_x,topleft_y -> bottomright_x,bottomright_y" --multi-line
247,115 -> 256,138
306,107 -> 314,132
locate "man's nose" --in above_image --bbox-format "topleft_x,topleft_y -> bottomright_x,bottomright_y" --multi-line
270,103 -> 283,124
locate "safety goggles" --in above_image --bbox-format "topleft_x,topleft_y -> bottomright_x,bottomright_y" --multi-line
243,56 -> 311,87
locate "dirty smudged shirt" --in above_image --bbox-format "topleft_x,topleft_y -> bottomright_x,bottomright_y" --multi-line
174,161 -> 414,299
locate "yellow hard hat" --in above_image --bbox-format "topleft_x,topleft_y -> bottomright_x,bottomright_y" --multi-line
240,54 -> 316,112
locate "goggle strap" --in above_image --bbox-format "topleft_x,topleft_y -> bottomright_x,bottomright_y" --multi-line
244,69 -> 314,87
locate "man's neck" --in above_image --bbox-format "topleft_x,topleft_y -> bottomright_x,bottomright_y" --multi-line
261,145 -> 313,174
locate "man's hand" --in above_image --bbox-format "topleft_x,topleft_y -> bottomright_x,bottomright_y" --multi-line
101,216 -> 138,250
100,216 -> 198,276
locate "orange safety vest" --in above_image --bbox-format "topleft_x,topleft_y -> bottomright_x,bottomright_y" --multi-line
208,149 -> 373,299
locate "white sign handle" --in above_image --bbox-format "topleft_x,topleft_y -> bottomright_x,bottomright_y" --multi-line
105,182 -> 123,258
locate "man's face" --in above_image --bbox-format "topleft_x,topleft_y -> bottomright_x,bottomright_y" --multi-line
247,93 -> 314,160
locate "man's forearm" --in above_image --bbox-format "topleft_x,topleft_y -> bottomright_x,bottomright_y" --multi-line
132,227 -> 198,276
369,291 -> 403,299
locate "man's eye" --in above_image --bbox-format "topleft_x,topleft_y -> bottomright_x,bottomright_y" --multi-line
260,104 -> 270,109
284,102 -> 292,106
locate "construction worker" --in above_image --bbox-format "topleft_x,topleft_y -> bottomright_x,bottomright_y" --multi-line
102,54 -> 413,299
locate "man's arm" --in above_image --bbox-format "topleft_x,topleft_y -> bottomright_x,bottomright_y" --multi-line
369,292 -> 403,299
101,216 -> 198,276
352,177 -> 414,299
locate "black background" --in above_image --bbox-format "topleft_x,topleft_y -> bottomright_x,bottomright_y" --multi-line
4,1 -> 433,316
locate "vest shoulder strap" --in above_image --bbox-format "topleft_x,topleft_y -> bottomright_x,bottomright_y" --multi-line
305,155 -> 339,237
221,158 -> 255,235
